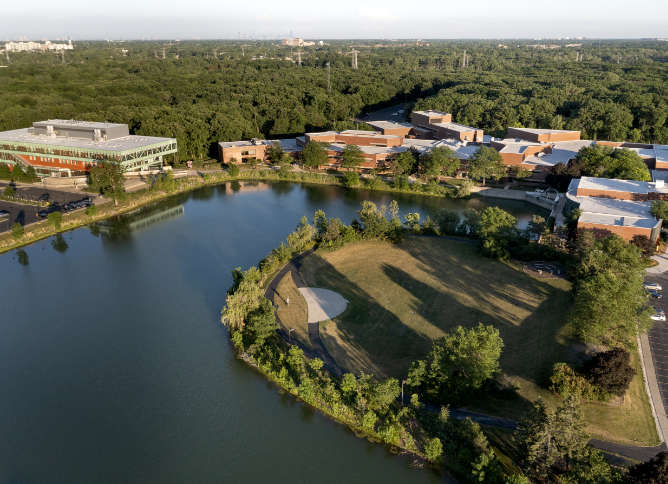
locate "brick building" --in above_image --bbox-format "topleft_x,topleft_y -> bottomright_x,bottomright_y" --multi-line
218,138 -> 299,164
506,127 -> 581,143
567,176 -> 664,242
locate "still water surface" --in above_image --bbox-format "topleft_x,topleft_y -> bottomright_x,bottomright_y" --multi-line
0,182 -> 543,483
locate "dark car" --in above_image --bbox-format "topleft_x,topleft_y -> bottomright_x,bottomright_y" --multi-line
38,193 -> 50,202
649,289 -> 663,300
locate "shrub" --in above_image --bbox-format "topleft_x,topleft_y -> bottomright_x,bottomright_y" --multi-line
85,205 -> 97,217
550,362 -> 597,400
582,348 -> 635,397
393,175 -> 410,190
425,437 -> 443,462
3,185 -> 15,197
228,164 -> 240,177
342,171 -> 360,187
11,222 -> 24,239
47,211 -> 63,230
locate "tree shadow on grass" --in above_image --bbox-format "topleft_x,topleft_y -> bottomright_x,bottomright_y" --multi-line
386,237 -> 578,386
300,252 -> 432,378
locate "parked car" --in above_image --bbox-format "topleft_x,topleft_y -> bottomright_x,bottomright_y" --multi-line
645,282 -> 663,291
651,308 -> 666,322
649,289 -> 663,299
38,193 -> 49,202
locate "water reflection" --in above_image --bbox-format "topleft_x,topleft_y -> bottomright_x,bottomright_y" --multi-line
50,234 -> 69,253
16,248 -> 29,266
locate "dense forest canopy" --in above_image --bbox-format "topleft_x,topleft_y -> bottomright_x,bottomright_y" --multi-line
0,40 -> 666,160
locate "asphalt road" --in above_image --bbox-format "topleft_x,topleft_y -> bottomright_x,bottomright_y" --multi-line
359,102 -> 411,123
646,271 -> 668,415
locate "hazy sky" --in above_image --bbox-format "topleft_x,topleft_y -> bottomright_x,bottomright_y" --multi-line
4,0 -> 668,40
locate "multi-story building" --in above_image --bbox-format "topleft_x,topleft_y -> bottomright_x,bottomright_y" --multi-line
506,127 -> 581,143
303,130 -> 404,147
4,40 -> 73,52
411,110 -> 452,129
0,120 -> 177,177
218,138 -> 299,164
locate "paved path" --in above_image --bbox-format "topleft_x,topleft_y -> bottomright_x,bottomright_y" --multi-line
265,252 -> 343,376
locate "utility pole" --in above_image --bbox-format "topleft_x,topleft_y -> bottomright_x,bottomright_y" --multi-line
162,47 -> 166,60
326,61 -> 331,93
61,50 -> 65,64
297,48 -> 302,66
352,49 -> 358,69
241,44 -> 245,57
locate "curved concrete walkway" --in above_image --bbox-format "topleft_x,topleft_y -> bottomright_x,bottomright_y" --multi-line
298,287 -> 348,323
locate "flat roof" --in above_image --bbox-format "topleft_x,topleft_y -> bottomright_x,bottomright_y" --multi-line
578,176 -> 652,194
218,138 -> 299,151
412,110 -> 450,117
508,127 -> 581,135
339,130 -> 400,140
365,120 -> 412,130
577,196 -> 659,229
33,119 -> 127,130
432,122 -> 479,133
0,127 -> 175,153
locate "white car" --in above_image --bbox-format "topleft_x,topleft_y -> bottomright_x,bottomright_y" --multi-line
651,308 -> 666,322
645,282 -> 663,291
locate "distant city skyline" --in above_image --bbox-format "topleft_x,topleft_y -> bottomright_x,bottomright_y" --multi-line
3,0 -> 668,40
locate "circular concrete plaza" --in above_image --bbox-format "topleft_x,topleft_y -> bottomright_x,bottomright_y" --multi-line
298,287 -> 348,323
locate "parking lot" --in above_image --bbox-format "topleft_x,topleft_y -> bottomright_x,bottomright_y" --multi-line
0,182 -> 93,232
646,271 -> 668,413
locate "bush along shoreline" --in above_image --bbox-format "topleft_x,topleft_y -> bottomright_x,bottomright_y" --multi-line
219,201 -> 544,483
0,165 -> 476,254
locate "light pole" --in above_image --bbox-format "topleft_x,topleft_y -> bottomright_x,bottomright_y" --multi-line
288,328 -> 295,341
401,379 -> 407,405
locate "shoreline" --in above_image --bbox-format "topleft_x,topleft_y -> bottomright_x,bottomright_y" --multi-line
0,167 -> 536,254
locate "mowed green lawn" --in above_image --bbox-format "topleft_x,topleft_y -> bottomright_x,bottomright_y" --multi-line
299,237 -> 659,445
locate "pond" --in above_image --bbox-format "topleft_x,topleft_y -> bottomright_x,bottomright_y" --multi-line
0,181 -> 544,483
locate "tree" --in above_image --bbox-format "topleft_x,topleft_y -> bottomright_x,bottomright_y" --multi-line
358,201 -> 389,239
11,222 -> 24,239
570,234 -> 651,346
342,171 -> 360,187
245,298 -> 278,347
425,437 -> 443,463
85,205 -> 97,217
582,348 -> 635,396
650,200 -> 668,220
408,323 -> 503,403
422,146 -> 459,177
478,206 -> 518,260
631,234 -> 655,257
266,141 -> 284,164
88,163 -> 125,206
515,396 -> 590,479
221,266 -> 264,330
302,141 -> 328,170
437,210 -> 460,235
341,144 -> 365,169
526,215 -> 547,240
3,185 -> 15,197
571,145 -> 650,181
391,150 -> 417,176
228,164 -> 240,177
468,146 -> 506,185
47,211 -> 63,230
627,451 -> 668,484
